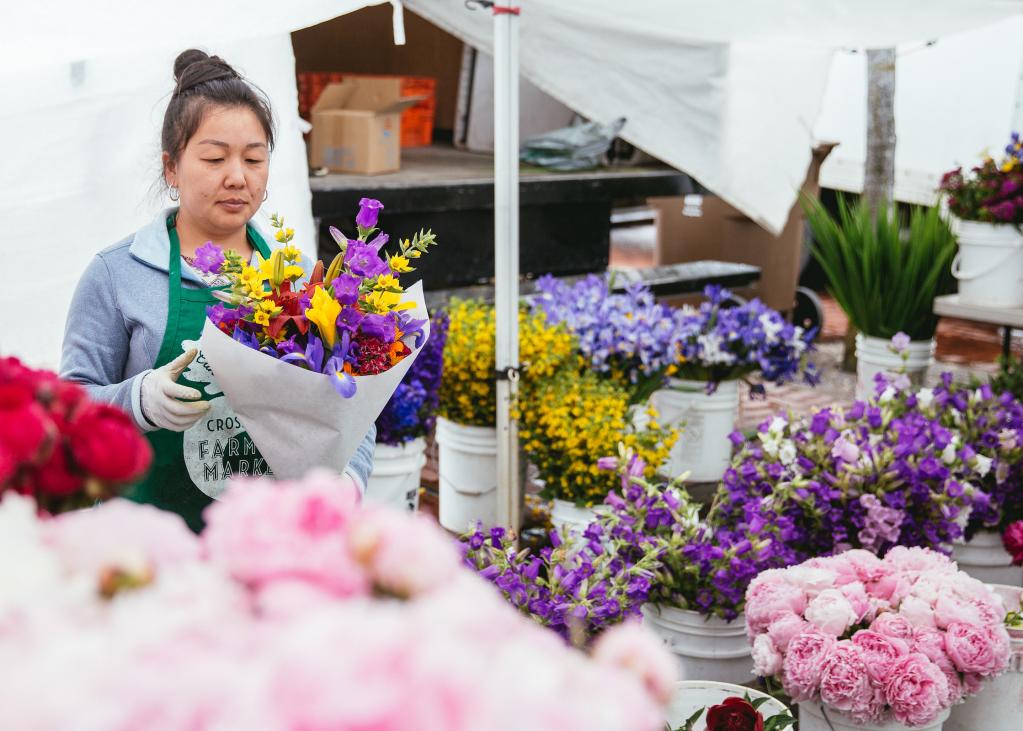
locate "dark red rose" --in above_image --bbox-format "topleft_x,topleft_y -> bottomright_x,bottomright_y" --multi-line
705,697 -> 764,731
32,444 -> 84,497
1004,521 -> 1023,566
0,401 -> 53,464
68,403 -> 152,483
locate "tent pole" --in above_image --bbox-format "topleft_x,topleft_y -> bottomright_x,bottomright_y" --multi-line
492,1 -> 521,531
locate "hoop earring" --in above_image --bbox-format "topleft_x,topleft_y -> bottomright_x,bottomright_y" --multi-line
263,190 -> 268,202
169,187 -> 179,202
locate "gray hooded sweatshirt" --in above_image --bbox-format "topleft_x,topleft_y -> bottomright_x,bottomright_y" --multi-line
59,207 -> 375,491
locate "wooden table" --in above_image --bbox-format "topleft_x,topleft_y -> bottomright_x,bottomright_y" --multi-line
933,294 -> 1023,358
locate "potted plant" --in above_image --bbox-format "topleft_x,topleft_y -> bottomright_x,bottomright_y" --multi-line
365,311 -> 448,512
804,197 -> 957,399
435,298 -> 575,531
938,132 -> 1023,308
595,449 -> 788,685
656,285 -> 818,482
517,368 -> 676,535
745,547 -> 1011,731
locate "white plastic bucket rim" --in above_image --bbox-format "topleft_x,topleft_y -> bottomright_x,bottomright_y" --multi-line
435,417 -> 498,455
952,529 -> 1014,566
951,219 -> 1023,282
661,378 -> 741,411
800,700 -> 949,731
950,218 -> 1023,307
550,499 -> 606,530
667,681 -> 789,729
642,603 -> 750,659
370,437 -> 427,476
855,335 -> 935,368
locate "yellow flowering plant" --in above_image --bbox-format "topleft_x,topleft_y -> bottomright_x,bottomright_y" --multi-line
437,299 -> 576,427
517,368 -> 677,507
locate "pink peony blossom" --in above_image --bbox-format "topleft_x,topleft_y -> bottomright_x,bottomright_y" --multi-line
805,589 -> 859,636
911,627 -> 949,665
767,613 -> 809,652
591,620 -> 678,706
843,549 -> 889,585
839,581 -> 872,623
898,595 -> 937,629
870,611 -> 915,642
751,634 -> 783,677
745,571 -> 807,634
851,630 -> 909,684
819,640 -> 884,723
885,653 -> 951,727
944,622 -> 1011,676
883,546 -> 955,575
782,628 -> 838,702
932,593 -> 983,629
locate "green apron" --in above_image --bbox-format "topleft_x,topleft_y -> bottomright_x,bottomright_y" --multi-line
126,215 -> 273,532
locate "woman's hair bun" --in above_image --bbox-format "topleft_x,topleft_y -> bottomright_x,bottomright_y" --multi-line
173,49 -> 238,95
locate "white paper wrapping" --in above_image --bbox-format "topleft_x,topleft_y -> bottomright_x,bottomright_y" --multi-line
199,281 -> 429,480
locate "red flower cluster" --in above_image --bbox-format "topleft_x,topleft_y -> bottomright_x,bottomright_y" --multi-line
705,697 -> 764,731
0,357 -> 151,513
1004,520 -> 1023,566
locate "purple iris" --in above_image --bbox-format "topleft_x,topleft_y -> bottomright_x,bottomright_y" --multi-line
355,197 -> 384,230
232,327 -> 259,350
276,336 -> 302,356
192,241 -> 225,274
282,336 -> 325,372
396,312 -> 428,348
344,241 -> 390,278
326,355 -> 357,398
361,313 -> 396,343
331,274 -> 361,306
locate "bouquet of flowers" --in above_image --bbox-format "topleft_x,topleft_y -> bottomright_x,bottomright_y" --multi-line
437,298 -> 576,427
597,449 -> 788,621
938,131 -> 1023,223
195,199 -> 436,478
710,397 -> 977,562
375,311 -> 448,446
667,286 -> 818,393
745,548 -> 1011,727
532,274 -> 678,404
0,357 -> 151,512
0,472 -> 676,730
671,693 -> 795,731
517,369 -> 677,507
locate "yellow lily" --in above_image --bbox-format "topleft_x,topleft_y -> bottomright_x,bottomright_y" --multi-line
306,286 -> 341,349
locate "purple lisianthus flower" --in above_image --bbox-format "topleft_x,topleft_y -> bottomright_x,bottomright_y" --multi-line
331,273 -> 361,306
344,241 -> 390,278
192,241 -> 225,274
361,313 -> 397,343
355,197 -> 384,230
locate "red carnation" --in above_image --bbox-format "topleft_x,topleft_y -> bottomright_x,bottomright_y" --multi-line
1004,521 -> 1023,566
705,697 -> 764,731
68,403 -> 152,483
32,444 -> 84,497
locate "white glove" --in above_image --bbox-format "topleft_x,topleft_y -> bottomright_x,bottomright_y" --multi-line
140,349 -> 211,431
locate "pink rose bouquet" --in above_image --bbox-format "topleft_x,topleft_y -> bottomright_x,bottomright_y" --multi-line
745,547 -> 1012,727
0,472 -> 675,730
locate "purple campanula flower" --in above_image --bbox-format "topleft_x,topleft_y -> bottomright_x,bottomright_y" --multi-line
361,313 -> 397,343
331,274 -> 361,305
355,197 -> 384,230
344,241 -> 391,278
192,241 -> 225,274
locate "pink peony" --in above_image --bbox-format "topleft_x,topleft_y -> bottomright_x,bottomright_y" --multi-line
851,630 -> 909,684
805,589 -> 858,636
898,595 -> 937,629
885,653 -> 951,727
202,470 -> 371,598
932,593 -> 983,629
883,546 -> 955,575
591,621 -> 678,706
944,622 -> 1011,676
767,613 -> 809,652
911,627 -> 948,665
781,628 -> 838,702
819,641 -> 884,723
843,549 -> 889,585
839,582 -> 872,623
870,611 -> 915,642
751,634 -> 783,677
1004,521 -> 1023,565
745,571 -> 807,634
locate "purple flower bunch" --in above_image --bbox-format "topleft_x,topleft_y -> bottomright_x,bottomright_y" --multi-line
596,449 -> 786,621
669,286 -> 819,390
532,274 -> 676,401
461,523 -> 662,645
374,312 -> 448,446
710,396 -> 978,563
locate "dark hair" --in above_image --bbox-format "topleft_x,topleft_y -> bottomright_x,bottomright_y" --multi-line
161,49 -> 276,175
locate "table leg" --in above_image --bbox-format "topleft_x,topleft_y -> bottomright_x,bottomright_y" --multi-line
1004,326 -> 1013,359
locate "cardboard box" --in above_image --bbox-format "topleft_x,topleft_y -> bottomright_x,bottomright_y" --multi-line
649,143 -> 837,313
309,79 -> 424,175
298,72 -> 437,148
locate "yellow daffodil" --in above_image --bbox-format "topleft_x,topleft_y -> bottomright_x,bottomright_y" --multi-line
305,285 -> 341,349
388,254 -> 412,273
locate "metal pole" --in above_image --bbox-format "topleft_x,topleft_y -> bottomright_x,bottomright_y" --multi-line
492,1 -> 521,530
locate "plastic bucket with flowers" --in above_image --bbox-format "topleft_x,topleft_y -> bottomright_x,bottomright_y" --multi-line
652,379 -> 740,483
950,530 -> 1023,587
950,220 -> 1023,308
854,333 -> 933,402
641,604 -> 753,686
435,417 -> 498,532
364,437 -> 426,512
800,701 -> 950,731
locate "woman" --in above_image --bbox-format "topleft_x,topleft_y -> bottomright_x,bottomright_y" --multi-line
60,49 -> 375,531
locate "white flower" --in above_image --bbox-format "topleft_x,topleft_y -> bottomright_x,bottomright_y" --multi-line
942,441 -> 959,465
778,441 -> 797,466
768,416 -> 788,435
751,634 -> 783,677
804,589 -> 858,636
916,388 -> 934,408
758,313 -> 784,340
879,386 -> 896,403
999,429 -> 1018,450
973,454 -> 993,478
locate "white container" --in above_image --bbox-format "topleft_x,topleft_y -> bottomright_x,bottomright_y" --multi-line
946,585 -> 1023,731
364,437 -> 426,512
435,417 -> 498,532
666,681 -> 790,729
550,499 -> 605,539
952,219 -> 1023,308
855,334 -> 934,401
800,701 -> 949,731
641,603 -> 752,685
951,530 -> 1023,586
651,378 -> 740,483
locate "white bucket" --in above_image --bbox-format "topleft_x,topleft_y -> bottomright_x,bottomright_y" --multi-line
946,585 -> 1023,731
435,417 -> 498,532
550,499 -> 606,539
800,701 -> 949,731
855,335 -> 934,401
364,437 -> 426,512
651,379 -> 740,483
952,219 -> 1023,308
951,530 -> 1023,586
666,681 -> 790,729
641,603 -> 752,685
